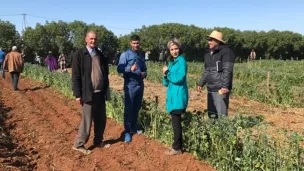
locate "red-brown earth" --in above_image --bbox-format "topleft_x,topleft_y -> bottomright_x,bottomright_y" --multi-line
0,73 -> 215,171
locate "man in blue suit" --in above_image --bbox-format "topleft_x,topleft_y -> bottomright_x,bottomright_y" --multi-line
117,35 -> 147,143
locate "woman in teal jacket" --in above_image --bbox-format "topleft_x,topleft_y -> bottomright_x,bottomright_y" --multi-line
162,39 -> 188,155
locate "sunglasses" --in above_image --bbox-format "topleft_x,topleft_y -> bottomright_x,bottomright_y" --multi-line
207,37 -> 216,41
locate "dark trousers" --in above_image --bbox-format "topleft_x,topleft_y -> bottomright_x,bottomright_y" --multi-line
207,91 -> 230,118
0,62 -> 4,79
74,92 -> 107,147
170,109 -> 185,150
10,72 -> 20,90
124,83 -> 144,133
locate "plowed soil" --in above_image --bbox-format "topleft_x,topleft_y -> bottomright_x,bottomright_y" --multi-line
0,74 -> 215,171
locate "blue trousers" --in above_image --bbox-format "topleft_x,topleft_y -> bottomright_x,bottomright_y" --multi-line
124,82 -> 144,133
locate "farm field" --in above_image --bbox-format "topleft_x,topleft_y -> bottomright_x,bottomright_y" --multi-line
114,60 -> 304,108
1,4 -> 304,170
1,60 -> 304,171
109,60 -> 304,132
0,72 -> 214,171
109,73 -> 304,133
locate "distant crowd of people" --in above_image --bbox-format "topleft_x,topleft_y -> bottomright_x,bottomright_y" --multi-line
0,47 -> 69,90
35,51 -> 67,72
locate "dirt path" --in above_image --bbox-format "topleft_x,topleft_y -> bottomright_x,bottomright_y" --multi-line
109,74 -> 304,133
0,75 -> 215,171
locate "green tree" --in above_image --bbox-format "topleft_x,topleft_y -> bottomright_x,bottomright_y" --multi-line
68,20 -> 87,48
0,20 -> 21,52
22,20 -> 119,65
23,23 -> 52,63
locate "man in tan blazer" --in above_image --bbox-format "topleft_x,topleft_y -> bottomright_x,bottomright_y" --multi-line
3,46 -> 24,91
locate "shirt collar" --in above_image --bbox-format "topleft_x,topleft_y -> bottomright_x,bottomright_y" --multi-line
86,46 -> 93,53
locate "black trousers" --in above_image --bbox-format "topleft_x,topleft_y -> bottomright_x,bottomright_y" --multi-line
170,109 -> 185,150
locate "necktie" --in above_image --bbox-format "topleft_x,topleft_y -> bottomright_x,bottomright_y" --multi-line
91,49 -> 96,56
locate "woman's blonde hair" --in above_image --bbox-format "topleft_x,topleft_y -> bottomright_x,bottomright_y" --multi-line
167,38 -> 181,49
166,38 -> 183,61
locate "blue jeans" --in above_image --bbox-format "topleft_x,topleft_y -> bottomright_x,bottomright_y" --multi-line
207,91 -> 230,118
10,72 -> 20,90
124,82 -> 144,133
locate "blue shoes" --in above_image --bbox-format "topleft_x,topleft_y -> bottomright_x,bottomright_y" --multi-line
125,132 -> 131,143
125,127 -> 143,143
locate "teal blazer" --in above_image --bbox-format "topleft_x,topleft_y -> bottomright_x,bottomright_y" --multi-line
162,55 -> 189,113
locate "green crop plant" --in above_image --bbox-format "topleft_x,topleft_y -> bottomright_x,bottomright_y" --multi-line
109,60 -> 304,107
22,63 -> 304,171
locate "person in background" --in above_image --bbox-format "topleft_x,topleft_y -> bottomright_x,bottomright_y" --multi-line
249,49 -> 256,60
2,46 -> 24,90
35,53 -> 41,65
145,50 -> 151,61
0,48 -> 6,79
162,39 -> 188,155
159,49 -> 165,62
113,50 -> 121,66
197,30 -> 235,118
21,50 -> 25,59
58,52 -> 67,72
45,51 -> 58,71
117,34 -> 147,143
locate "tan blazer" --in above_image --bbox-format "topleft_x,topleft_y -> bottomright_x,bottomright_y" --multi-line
3,51 -> 24,73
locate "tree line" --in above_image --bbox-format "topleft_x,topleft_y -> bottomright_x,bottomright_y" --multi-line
119,23 -> 304,61
0,20 -> 303,65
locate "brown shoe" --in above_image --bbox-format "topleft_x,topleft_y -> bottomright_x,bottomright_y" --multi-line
72,146 -> 91,155
165,149 -> 182,156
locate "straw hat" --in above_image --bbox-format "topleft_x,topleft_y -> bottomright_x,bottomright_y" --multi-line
207,30 -> 226,43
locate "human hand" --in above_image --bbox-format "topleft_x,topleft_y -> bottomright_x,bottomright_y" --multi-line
218,88 -> 229,95
162,66 -> 168,75
197,86 -> 202,92
76,97 -> 82,105
131,63 -> 137,72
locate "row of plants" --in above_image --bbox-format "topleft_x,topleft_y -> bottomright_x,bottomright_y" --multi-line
110,60 -> 304,107
22,64 -> 73,98
22,63 -> 304,170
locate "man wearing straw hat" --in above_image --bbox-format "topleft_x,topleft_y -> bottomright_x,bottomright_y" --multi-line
197,30 -> 235,118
